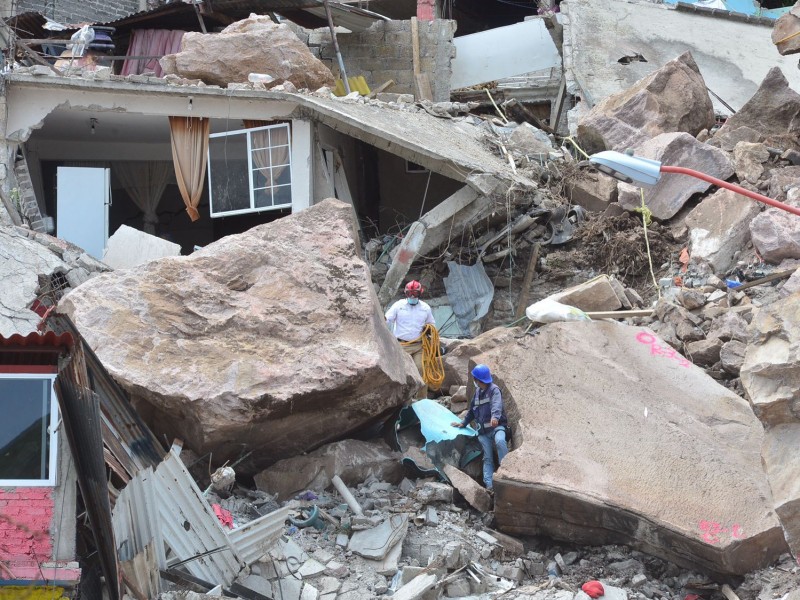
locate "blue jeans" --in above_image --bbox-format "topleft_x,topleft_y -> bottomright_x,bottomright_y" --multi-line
477,427 -> 508,490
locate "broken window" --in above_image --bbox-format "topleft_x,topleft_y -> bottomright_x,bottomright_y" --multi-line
207,123 -> 292,218
0,375 -> 58,486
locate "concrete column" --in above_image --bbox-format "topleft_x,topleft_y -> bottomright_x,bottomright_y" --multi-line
291,119 -> 312,212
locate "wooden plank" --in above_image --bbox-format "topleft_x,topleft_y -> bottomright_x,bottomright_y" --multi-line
367,79 -> 396,98
721,585 -> 741,600
411,17 -> 421,76
410,17 -> 433,101
16,41 -> 62,75
515,243 -> 540,319
585,309 -> 654,319
734,269 -> 795,291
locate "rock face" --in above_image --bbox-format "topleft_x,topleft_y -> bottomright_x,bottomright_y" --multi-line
576,52 -> 714,154
481,322 -> 785,576
617,133 -> 734,221
733,142 -> 770,185
441,327 -> 520,390
772,4 -> 800,55
160,14 -> 335,89
762,424 -> 800,562
741,292 -> 800,428
750,188 -> 800,264
711,68 -> 800,152
567,171 -> 619,212
255,439 -> 403,501
685,189 -> 761,274
59,199 -> 420,471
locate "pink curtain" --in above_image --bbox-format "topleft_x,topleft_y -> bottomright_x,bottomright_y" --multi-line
121,29 -> 184,77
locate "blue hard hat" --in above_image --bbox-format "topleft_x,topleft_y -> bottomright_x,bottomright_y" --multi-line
471,364 -> 492,384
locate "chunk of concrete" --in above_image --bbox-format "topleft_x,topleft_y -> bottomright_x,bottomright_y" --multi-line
741,292 -> 800,427
363,536 -> 403,576
102,224 -> 181,270
733,142 -> 770,185
443,464 -> 492,513
392,573 -> 437,600
415,481 -> 454,504
772,3 -> 800,55
347,514 -> 408,560
237,574 -> 273,597
577,52 -> 714,154
548,274 -> 623,312
618,133 -> 734,221
442,327 -> 521,390
711,68 -> 800,152
483,321 -> 786,576
750,189 -> 800,264
254,439 -> 403,500
686,188 -> 761,274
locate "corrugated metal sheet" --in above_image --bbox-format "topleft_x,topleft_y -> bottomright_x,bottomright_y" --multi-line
0,330 -> 74,348
113,451 -> 244,585
443,261 -> 494,334
0,330 -> 73,366
301,2 -> 389,32
228,506 -> 291,566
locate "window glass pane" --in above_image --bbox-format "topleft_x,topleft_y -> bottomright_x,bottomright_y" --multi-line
273,185 -> 292,207
254,187 -> 272,208
252,166 -> 272,189
270,146 -> 290,167
0,379 -> 50,481
250,130 -> 270,152
208,133 -> 251,215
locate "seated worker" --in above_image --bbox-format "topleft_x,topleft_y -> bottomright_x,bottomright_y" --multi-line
451,364 -> 508,494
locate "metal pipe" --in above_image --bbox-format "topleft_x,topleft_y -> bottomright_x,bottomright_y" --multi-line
322,0 -> 351,94
660,165 -> 800,217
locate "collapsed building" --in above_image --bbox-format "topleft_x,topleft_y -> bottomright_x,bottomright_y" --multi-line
0,0 -> 800,598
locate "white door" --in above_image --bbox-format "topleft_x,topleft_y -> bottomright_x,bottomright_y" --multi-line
56,167 -> 110,260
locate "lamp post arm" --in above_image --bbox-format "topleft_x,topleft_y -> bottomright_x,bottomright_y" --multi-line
660,165 -> 800,217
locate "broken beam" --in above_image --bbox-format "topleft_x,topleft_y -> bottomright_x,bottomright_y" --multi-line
585,309 -> 654,320
515,243 -> 540,319
734,269 -> 796,291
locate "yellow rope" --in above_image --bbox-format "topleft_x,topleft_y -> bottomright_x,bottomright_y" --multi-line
401,324 -> 445,390
775,28 -> 800,45
633,187 -> 661,298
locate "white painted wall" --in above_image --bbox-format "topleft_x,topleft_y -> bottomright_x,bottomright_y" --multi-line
451,19 -> 562,89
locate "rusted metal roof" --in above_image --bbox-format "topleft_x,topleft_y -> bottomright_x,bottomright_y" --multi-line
0,330 -> 74,366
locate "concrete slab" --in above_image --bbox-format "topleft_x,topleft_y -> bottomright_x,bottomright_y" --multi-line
483,321 -> 786,576
102,224 -> 181,270
561,0 -> 800,115
363,535 -> 403,576
347,514 -> 408,560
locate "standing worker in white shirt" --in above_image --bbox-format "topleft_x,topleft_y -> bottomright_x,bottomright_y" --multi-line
385,280 -> 440,398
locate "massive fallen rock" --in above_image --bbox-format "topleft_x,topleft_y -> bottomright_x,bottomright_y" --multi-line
761,424 -> 800,561
749,188 -> 800,264
441,327 -> 520,390
160,14 -> 335,89
576,52 -> 714,154
617,133 -> 733,221
685,188 -> 761,274
59,199 -> 420,471
710,68 -> 800,152
479,321 -> 786,576
741,291 -> 800,428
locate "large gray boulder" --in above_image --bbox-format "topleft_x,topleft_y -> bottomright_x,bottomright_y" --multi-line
710,68 -> 800,152
617,132 -> 734,221
160,14 -> 335,90
481,322 -> 786,576
762,424 -> 800,562
741,291 -> 800,428
750,188 -> 800,264
772,3 -> 800,55
577,52 -> 714,154
685,189 -> 761,274
59,199 -> 421,472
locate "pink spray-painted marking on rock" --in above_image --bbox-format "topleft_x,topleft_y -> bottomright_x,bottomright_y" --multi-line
698,520 -> 744,544
635,331 -> 691,368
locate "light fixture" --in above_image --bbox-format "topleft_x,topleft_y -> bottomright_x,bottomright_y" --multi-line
89,117 -> 98,135
589,150 -> 800,217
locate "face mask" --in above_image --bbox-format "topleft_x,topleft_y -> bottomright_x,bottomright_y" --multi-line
407,297 -> 419,305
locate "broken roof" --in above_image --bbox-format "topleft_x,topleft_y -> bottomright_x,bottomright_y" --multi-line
4,73 -> 536,193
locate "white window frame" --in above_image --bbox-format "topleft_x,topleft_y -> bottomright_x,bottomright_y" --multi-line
0,374 -> 59,487
207,123 -> 293,218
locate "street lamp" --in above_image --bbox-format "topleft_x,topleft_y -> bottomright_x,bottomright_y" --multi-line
589,150 -> 800,217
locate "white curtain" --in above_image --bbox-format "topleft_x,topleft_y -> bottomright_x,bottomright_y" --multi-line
113,161 -> 172,234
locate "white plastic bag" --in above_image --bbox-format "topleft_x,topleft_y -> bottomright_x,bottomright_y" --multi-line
525,298 -> 591,324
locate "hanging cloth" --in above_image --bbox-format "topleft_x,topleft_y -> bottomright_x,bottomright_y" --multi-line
169,115 -> 210,222
113,161 -> 171,234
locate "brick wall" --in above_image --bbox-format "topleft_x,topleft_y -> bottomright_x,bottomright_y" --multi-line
300,20 -> 457,102
16,0 -> 140,25
0,488 -> 55,579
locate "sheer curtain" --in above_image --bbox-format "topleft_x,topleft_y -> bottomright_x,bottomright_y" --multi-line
243,120 -> 290,187
113,162 -> 171,234
169,116 -> 210,222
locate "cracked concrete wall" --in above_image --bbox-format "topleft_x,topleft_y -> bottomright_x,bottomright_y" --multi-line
296,20 -> 457,102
